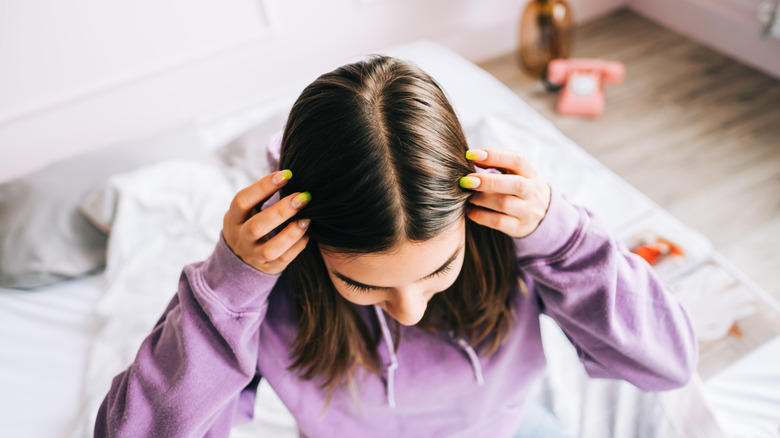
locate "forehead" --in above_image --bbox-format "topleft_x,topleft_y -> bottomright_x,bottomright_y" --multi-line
320,219 -> 466,285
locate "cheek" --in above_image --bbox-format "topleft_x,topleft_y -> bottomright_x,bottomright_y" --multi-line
428,267 -> 462,294
417,258 -> 466,300
433,255 -> 466,291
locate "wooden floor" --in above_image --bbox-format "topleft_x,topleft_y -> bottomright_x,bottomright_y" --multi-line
479,9 -> 780,302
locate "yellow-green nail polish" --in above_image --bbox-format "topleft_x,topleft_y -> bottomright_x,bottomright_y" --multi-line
459,176 -> 481,189
292,191 -> 312,209
298,219 -> 311,228
465,149 -> 488,161
274,169 -> 293,184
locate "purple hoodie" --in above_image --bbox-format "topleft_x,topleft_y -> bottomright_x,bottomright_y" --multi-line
94,188 -> 698,437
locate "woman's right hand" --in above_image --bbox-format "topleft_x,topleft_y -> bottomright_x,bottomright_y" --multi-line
222,170 -> 311,275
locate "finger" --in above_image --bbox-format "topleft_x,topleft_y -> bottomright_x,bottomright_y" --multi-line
242,191 -> 312,240
258,235 -> 310,275
465,149 -> 535,177
276,234 -> 310,266
459,173 -> 533,198
254,219 -> 311,262
466,206 -> 524,237
228,169 -> 293,224
469,192 -> 527,217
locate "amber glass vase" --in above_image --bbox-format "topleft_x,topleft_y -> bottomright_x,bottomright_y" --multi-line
517,0 -> 573,78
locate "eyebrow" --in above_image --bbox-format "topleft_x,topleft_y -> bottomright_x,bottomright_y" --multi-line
333,245 -> 463,290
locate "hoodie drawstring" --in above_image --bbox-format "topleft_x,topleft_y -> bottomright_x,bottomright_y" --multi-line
456,337 -> 485,386
373,305 -> 398,409
372,306 -> 487,409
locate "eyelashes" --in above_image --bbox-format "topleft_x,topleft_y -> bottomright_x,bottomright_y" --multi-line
344,282 -> 374,294
433,262 -> 455,279
342,262 -> 456,295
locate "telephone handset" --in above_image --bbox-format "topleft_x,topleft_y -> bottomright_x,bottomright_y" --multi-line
546,58 -> 625,117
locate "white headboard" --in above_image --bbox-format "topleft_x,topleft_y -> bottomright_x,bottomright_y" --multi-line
0,0 -> 620,183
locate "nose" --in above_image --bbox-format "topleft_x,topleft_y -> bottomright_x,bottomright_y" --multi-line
384,286 -> 429,326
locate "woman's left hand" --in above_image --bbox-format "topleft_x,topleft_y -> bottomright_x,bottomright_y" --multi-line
460,148 -> 551,239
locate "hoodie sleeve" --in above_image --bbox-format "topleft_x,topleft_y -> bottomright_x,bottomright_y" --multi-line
94,235 -> 279,437
515,191 -> 698,391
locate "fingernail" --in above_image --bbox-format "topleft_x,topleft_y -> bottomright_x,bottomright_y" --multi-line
465,149 -> 488,161
273,169 -> 293,184
292,192 -> 312,209
298,219 -> 311,229
459,176 -> 481,189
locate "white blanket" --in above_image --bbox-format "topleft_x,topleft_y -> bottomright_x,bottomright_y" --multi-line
77,161 -> 246,436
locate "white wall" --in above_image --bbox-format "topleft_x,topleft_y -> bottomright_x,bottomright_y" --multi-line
629,0 -> 780,81
0,0 -> 623,183
0,0 -> 271,125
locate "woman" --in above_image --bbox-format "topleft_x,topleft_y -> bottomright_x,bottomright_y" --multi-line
95,56 -> 697,437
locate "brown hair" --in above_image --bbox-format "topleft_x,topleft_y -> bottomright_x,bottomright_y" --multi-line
279,55 -> 519,398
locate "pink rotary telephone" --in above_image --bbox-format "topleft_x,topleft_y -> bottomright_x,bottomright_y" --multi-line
546,58 -> 625,118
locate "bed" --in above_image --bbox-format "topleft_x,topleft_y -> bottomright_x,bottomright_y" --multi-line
1,40 -> 778,438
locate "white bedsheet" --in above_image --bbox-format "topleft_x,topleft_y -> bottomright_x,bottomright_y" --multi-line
705,324 -> 780,437
1,40 -> 778,438
0,274 -> 102,437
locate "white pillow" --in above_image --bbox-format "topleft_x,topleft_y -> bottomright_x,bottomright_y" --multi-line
0,123 -> 209,289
